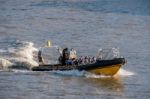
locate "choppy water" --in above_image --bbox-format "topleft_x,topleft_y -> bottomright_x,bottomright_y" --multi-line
0,0 -> 150,99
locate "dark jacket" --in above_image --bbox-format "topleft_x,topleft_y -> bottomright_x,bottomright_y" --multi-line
62,48 -> 69,65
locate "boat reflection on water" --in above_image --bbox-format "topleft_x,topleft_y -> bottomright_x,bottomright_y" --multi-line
78,75 -> 124,97
87,76 -> 123,91
59,73 -> 124,98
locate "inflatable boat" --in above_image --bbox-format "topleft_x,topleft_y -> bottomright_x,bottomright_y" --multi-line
32,41 -> 126,76
32,58 -> 126,76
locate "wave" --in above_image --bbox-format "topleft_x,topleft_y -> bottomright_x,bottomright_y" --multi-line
50,70 -> 86,77
85,72 -> 112,78
0,39 -> 38,70
117,68 -> 135,76
44,69 -> 133,78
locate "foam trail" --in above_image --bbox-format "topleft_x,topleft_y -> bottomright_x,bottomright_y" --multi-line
85,72 -> 111,78
0,40 -> 38,70
8,41 -> 38,69
85,69 -> 134,78
0,58 -> 13,69
117,69 -> 135,76
48,70 -> 112,78
51,70 -> 85,77
11,69 -> 34,73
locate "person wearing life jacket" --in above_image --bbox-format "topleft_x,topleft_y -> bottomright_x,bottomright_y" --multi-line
69,48 -> 77,60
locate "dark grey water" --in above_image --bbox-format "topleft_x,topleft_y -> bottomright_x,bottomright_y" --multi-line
0,0 -> 150,99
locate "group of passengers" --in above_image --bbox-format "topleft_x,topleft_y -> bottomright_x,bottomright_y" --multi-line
77,56 -> 96,65
59,48 -> 96,66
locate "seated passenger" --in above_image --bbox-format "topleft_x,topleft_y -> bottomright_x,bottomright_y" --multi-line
78,56 -> 83,64
66,59 -> 73,65
84,56 -> 89,64
73,59 -> 79,65
69,48 -> 77,60
91,57 -> 96,63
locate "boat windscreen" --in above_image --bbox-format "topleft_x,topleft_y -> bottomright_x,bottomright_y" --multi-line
40,47 -> 61,64
96,48 -> 120,60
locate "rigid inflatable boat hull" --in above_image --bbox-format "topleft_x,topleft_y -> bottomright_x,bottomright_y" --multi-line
32,58 -> 125,76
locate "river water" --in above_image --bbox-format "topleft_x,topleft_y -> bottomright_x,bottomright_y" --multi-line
0,0 -> 150,99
